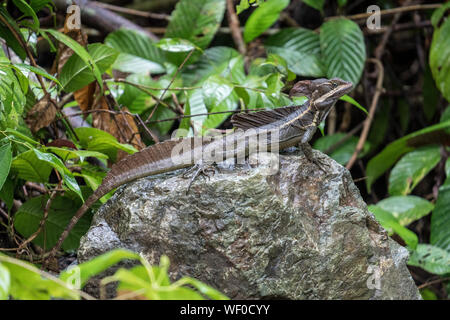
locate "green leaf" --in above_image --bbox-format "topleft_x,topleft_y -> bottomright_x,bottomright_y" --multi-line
202,75 -> 234,107
0,8 -> 27,59
340,95 -> 367,114
75,127 -> 137,162
12,0 -> 40,30
0,143 -> 12,191
45,147 -> 108,162
60,43 -> 118,92
366,120 -> 450,192
303,0 -> 325,12
431,161 -> 450,252
264,28 -> 325,77
368,205 -> 418,249
43,29 -> 103,92
0,178 -> 14,211
11,149 -> 53,183
388,146 -> 441,196
32,149 -> 82,200
14,195 -> 92,251
376,195 -> 434,226
422,65 -> 439,121
0,55 -> 26,130
429,2 -> 450,102
157,38 -> 197,52
420,288 -> 438,300
408,244 -> 450,275
0,253 -> 78,300
165,0 -> 226,50
60,249 -> 140,288
13,63 -> 61,87
0,262 -> 10,300
314,133 -> 370,165
243,0 -> 290,43
320,18 -> 366,85
105,29 -> 165,74
182,47 -> 245,86
236,0 -> 251,14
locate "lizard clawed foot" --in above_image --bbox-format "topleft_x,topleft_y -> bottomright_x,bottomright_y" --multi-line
299,143 -> 328,174
182,161 -> 217,193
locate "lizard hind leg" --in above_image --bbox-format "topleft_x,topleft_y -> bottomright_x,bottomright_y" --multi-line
182,161 -> 218,193
299,143 -> 328,174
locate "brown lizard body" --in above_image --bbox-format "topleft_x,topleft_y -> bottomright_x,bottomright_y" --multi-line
47,78 -> 353,261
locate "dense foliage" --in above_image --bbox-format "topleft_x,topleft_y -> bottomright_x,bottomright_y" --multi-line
0,0 -> 449,299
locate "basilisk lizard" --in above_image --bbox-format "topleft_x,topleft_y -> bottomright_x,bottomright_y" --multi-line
46,78 -> 353,261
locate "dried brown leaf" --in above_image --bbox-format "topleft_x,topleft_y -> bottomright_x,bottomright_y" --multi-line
25,94 -> 57,133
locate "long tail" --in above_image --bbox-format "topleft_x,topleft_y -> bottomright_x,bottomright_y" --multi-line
47,189 -> 105,258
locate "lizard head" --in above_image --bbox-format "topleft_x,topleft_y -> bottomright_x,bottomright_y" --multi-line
289,78 -> 353,111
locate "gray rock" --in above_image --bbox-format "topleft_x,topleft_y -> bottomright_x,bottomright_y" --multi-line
78,149 -> 421,300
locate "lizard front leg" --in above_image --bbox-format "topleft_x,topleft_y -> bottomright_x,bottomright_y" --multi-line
299,143 -> 328,173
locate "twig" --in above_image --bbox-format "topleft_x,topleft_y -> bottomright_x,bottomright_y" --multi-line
226,0 -> 246,55
326,3 -> 442,22
374,0 -> 413,60
346,59 -> 384,170
417,277 -> 450,290
93,1 -> 170,20
145,50 -> 195,124
324,122 -> 364,155
17,189 -> 58,253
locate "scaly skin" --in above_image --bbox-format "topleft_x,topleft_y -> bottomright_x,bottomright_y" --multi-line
45,78 -> 353,265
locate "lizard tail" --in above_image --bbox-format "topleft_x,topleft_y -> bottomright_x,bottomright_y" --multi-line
47,189 -> 105,259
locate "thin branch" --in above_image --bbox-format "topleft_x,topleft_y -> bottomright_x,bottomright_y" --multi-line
417,277 -> 450,290
326,3 -> 442,22
346,59 -> 384,170
226,0 -> 246,55
17,189 -> 58,252
93,1 -> 170,20
145,50 -> 195,124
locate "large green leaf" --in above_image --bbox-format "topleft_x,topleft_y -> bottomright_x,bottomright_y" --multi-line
0,7 -> 27,59
408,244 -> 450,275
368,205 -> 418,249
388,146 -> 441,196
243,0 -> 290,43
0,253 -> 78,300
0,143 -> 12,191
264,28 -> 325,77
376,195 -> 434,226
366,120 -> 450,192
431,158 -> 450,252
75,127 -> 137,162
0,55 -> 26,130
13,64 -> 61,87
320,18 -> 366,85
60,43 -> 118,92
14,195 -> 92,251
105,29 -> 165,74
165,0 -> 226,50
182,47 -> 245,86
429,2 -> 450,102
12,0 -> 40,30
0,262 -> 10,300
43,29 -> 103,92
11,149 -> 53,183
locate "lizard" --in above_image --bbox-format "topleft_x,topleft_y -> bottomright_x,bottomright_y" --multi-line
45,78 -> 353,262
